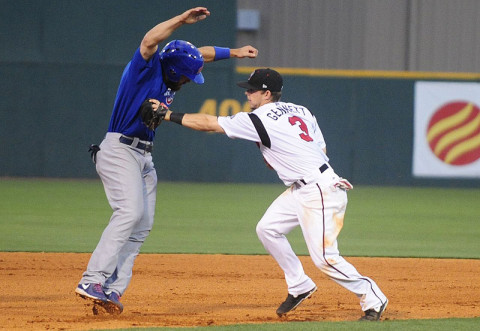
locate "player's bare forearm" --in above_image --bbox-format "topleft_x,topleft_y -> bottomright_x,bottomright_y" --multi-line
184,113 -> 224,133
199,45 -> 258,63
165,110 -> 225,133
140,7 -> 210,60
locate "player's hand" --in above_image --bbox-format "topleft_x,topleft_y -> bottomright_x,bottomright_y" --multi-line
180,7 -> 210,24
232,45 -> 258,59
148,99 -> 161,111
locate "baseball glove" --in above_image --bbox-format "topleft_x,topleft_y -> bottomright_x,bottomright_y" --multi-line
335,177 -> 353,191
140,99 -> 168,130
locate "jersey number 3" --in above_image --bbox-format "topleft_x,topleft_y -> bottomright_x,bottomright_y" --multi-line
288,116 -> 313,142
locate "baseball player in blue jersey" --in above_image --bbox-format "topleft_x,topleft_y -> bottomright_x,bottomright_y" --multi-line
75,7 -> 258,314
148,68 -> 388,321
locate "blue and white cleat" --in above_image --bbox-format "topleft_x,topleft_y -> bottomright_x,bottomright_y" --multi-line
75,283 -> 108,303
103,290 -> 124,314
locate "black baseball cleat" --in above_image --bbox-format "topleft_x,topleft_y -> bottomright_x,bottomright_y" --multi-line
359,299 -> 388,321
276,286 -> 317,317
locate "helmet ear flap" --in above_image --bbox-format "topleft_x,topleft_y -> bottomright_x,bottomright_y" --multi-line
161,62 -> 178,82
168,68 -> 177,79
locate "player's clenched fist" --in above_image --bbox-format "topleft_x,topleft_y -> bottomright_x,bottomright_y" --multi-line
232,45 -> 259,59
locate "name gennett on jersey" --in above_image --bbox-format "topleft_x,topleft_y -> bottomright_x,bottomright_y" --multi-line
226,102 -> 310,121
265,102 -> 310,120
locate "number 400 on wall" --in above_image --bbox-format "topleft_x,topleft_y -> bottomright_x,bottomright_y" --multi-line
198,99 -> 250,116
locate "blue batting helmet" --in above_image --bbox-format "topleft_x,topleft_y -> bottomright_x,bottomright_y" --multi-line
160,40 -> 204,84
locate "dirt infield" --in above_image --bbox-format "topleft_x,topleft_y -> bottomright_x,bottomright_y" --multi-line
1,253 -> 479,330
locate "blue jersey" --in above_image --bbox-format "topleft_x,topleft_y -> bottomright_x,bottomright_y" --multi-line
108,47 -> 176,141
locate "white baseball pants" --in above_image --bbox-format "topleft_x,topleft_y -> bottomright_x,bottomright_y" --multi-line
256,181 -> 387,311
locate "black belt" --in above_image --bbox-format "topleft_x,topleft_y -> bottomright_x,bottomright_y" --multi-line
119,136 -> 153,153
297,164 -> 329,186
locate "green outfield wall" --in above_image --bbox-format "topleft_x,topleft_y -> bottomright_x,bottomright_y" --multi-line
1,1 -> 479,186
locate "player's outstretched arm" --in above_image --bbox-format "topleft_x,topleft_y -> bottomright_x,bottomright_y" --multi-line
199,45 -> 258,63
145,99 -> 224,133
164,110 -> 225,133
140,7 -> 210,60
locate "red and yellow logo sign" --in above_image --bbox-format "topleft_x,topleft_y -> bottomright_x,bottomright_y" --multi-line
426,101 -> 480,165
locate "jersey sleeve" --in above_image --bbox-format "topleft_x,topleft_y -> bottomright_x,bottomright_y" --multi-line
130,47 -> 156,71
217,112 -> 261,142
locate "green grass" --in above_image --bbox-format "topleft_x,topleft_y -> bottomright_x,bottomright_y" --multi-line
341,185 -> 480,258
0,178 -> 112,251
0,178 -> 478,258
96,318 -> 480,330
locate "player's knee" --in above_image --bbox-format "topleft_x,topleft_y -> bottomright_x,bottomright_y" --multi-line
126,210 -> 144,224
256,222 -> 266,239
256,221 -> 275,242
312,254 -> 342,274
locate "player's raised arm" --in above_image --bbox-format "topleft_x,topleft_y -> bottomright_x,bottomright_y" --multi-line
140,7 -> 210,60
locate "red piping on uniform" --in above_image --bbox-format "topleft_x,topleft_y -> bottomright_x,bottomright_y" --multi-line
317,183 -> 349,279
317,184 -> 384,305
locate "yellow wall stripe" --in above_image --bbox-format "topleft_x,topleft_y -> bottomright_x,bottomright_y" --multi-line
236,66 -> 480,80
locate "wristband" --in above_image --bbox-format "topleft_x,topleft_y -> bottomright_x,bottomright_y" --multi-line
213,46 -> 230,61
170,112 -> 185,125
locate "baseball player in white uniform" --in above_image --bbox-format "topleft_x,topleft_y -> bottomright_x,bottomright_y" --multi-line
153,68 -> 388,321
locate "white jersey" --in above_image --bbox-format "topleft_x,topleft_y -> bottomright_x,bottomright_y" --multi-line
218,101 -> 329,186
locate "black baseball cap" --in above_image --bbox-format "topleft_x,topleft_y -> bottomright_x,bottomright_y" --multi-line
237,68 -> 283,92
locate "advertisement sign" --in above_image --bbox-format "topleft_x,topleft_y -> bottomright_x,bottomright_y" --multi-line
413,81 -> 480,178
